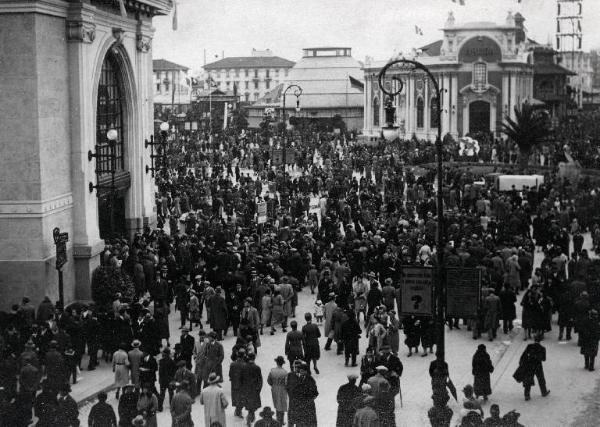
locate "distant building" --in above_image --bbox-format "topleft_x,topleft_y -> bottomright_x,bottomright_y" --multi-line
559,51 -> 594,108
202,49 -> 295,102
247,47 -> 364,130
153,59 -> 191,117
531,44 -> 575,120
363,12 -> 539,140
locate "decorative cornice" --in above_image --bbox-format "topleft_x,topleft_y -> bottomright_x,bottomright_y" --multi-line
0,0 -> 68,18
136,33 -> 152,53
0,193 -> 73,218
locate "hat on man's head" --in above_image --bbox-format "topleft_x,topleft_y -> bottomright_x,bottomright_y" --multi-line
207,372 -> 221,385
131,415 -> 147,426
162,347 -> 171,355
274,355 -> 286,365
181,326 -> 190,333
176,360 -> 187,368
462,384 -> 474,394
208,331 -> 218,339
259,407 -> 275,418
347,374 -> 359,381
375,365 -> 389,372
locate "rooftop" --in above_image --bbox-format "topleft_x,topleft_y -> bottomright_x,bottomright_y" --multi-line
153,59 -> 189,72
203,56 -> 295,70
534,62 -> 577,76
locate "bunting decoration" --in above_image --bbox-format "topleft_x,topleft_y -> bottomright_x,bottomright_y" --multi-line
118,0 -> 127,17
172,0 -> 178,31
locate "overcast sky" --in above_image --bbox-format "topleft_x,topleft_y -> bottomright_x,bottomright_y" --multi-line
152,0 -> 600,74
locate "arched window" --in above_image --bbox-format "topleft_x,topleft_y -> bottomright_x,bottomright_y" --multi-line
430,97 -> 439,128
416,97 -> 424,128
373,97 -> 380,126
96,51 -> 125,173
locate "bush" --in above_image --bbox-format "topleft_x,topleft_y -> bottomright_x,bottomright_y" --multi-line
91,265 -> 136,309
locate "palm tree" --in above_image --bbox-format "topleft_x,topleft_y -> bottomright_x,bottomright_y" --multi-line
500,102 -> 549,172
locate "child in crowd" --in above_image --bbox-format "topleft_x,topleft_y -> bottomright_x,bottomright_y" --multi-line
314,300 -> 324,325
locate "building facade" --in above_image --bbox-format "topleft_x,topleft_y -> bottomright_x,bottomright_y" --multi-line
363,13 -> 535,140
0,0 -> 169,308
247,47 -> 364,131
202,49 -> 295,102
153,58 -> 191,115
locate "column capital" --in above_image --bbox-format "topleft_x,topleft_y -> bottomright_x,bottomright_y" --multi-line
66,1 -> 97,43
136,33 -> 152,53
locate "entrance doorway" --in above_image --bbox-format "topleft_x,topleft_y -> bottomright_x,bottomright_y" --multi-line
98,194 -> 127,239
469,101 -> 491,134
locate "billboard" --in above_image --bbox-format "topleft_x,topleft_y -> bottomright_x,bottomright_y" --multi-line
400,266 -> 433,316
446,268 -> 481,318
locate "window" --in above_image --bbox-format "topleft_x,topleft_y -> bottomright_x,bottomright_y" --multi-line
254,69 -> 258,78
266,69 -> 270,78
472,62 -> 487,93
245,69 -> 249,77
430,97 -> 439,128
254,81 -> 259,89
275,69 -> 280,78
96,52 -> 125,172
245,93 -> 250,102
266,80 -> 270,89
416,97 -> 424,128
164,79 -> 170,92
373,97 -> 380,126
254,93 -> 259,101
225,70 -> 230,78
156,83 -> 161,92
234,69 -> 239,77
245,81 -> 249,90
285,69 -> 289,77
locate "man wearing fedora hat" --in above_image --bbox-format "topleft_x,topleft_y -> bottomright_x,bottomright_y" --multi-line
254,407 -> 280,427
200,373 -> 229,427
179,327 -> 195,370
241,353 -> 263,424
336,374 -> 361,427
267,356 -> 288,426
128,340 -> 144,388
158,347 -> 176,412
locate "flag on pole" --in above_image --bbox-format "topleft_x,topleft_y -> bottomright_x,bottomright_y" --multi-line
172,0 -> 178,31
459,0 -> 465,5
349,75 -> 364,91
415,25 -> 423,36
118,0 -> 127,17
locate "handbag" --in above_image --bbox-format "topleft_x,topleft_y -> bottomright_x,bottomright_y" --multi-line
513,364 -> 526,383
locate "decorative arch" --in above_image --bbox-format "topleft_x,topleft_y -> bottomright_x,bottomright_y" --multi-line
457,36 -> 502,63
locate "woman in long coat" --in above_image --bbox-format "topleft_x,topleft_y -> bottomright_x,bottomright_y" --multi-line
387,312 -> 401,355
403,315 -> 421,356
340,312 -> 362,366
472,344 -> 494,399
579,310 -> 600,370
112,344 -> 130,398
286,366 -> 319,427
267,357 -> 288,424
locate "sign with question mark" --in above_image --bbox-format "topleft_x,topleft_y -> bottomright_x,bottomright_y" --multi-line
400,266 -> 433,316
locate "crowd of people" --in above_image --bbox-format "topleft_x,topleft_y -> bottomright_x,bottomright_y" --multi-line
2,125 -> 600,426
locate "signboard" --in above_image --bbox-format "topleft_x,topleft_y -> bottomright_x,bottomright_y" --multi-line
400,266 -> 433,316
257,202 -> 267,224
446,268 -> 482,318
272,149 -> 284,166
285,149 -> 296,165
458,36 -> 502,63
53,227 -> 69,270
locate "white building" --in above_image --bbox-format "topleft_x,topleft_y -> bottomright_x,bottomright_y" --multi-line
153,59 -> 191,113
202,49 -> 295,102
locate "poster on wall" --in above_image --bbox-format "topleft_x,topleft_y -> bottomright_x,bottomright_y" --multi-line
400,266 -> 433,316
446,268 -> 481,318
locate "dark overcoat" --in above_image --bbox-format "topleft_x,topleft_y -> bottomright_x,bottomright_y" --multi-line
241,362 -> 263,411
472,349 -> 493,397
286,373 -> 318,427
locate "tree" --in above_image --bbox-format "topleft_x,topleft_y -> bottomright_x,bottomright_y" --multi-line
501,102 -> 549,172
230,107 -> 249,131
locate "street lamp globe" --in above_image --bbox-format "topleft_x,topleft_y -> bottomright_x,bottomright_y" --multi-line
381,98 -> 398,142
159,122 -> 169,132
106,129 -> 118,141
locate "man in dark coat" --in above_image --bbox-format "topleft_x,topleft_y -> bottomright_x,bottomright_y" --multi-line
376,345 -> 403,396
284,320 -> 304,366
44,340 -> 67,392
516,334 -> 550,400
34,381 -> 58,427
579,309 -> 600,371
179,327 -> 195,370
336,374 -> 361,427
88,391 -> 117,427
55,384 -> 79,427
229,350 -> 246,418
83,310 -> 101,370
286,361 -> 318,427
301,313 -> 321,374
158,347 -> 176,412
341,311 -> 362,367
241,353 -> 263,425
209,287 -> 229,340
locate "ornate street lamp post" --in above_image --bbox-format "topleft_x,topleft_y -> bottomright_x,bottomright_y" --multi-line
378,58 -> 445,361
281,84 -> 303,137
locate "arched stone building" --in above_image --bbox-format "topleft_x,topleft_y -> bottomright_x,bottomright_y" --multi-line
363,12 -> 536,140
0,0 -> 170,307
